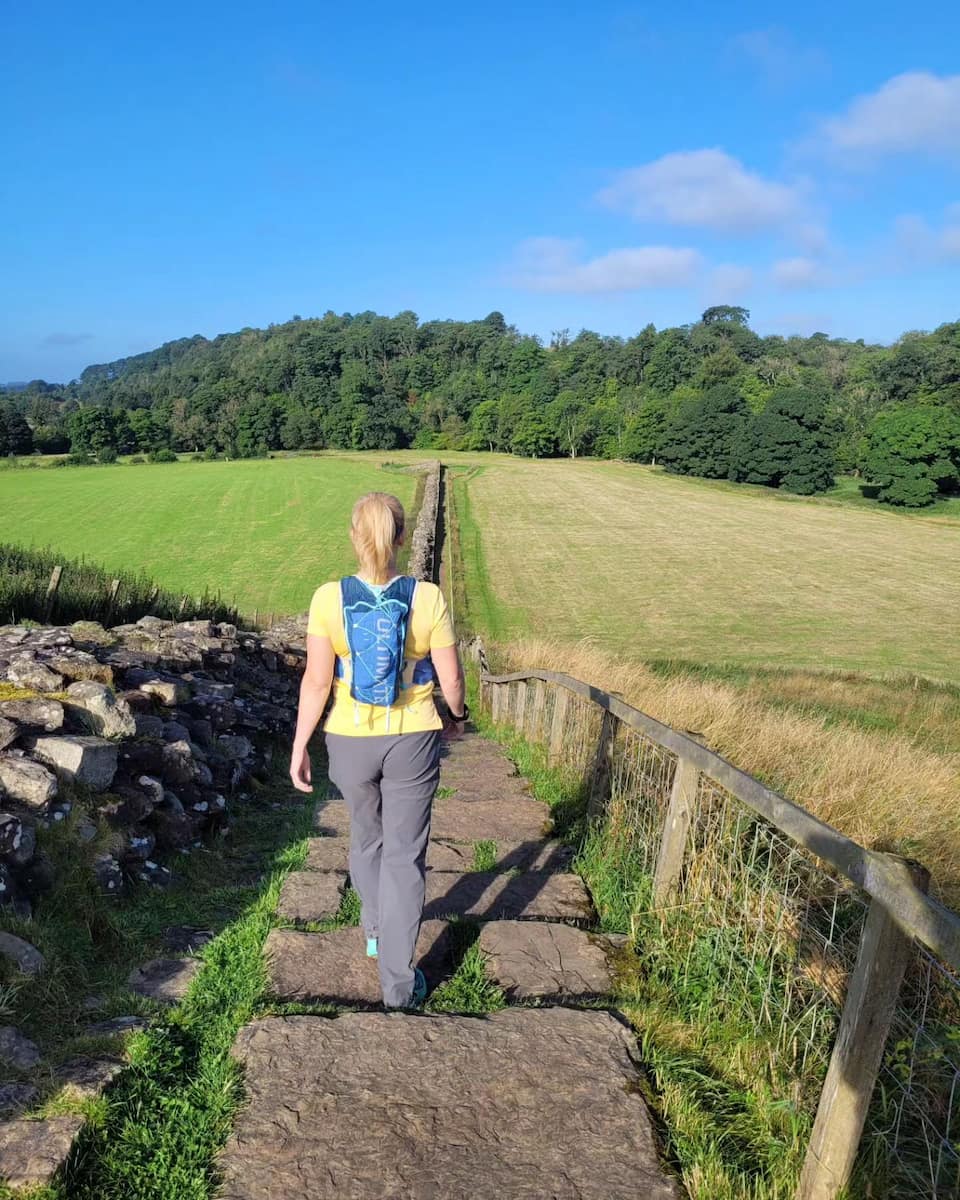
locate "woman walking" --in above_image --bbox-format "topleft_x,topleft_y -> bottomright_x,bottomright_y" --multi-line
289,491 -> 467,1007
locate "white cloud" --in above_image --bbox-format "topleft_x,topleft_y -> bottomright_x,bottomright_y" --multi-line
705,264 -> 754,301
510,238 -> 702,293
892,207 -> 960,262
597,149 -> 804,234
771,257 -> 834,289
820,72 -> 960,158
729,28 -> 828,87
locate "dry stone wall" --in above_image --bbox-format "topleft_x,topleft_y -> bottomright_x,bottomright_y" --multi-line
406,460 -> 441,583
0,616 -> 305,914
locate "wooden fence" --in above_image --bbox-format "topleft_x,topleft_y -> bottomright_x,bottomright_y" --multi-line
479,662 -> 960,1200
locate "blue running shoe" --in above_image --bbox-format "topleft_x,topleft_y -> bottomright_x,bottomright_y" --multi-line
366,936 -> 378,959
410,967 -> 427,1007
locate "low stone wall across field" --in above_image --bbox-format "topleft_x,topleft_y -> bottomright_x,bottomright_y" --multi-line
0,616 -> 305,914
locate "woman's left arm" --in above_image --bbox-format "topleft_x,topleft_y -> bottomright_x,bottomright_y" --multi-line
289,633 -> 336,792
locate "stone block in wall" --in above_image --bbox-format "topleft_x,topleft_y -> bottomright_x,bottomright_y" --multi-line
0,718 -> 17,751
0,699 -> 64,732
5,657 -> 65,692
122,671 -> 190,706
48,650 -> 114,686
32,735 -> 118,792
64,680 -> 137,738
93,853 -> 124,896
0,755 -> 58,809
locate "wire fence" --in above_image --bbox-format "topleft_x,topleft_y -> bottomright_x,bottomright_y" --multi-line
482,669 -> 960,1200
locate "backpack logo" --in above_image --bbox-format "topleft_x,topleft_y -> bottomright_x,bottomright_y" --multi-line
338,576 -> 417,709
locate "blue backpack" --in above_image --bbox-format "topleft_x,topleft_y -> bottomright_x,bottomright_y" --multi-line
336,576 -> 434,725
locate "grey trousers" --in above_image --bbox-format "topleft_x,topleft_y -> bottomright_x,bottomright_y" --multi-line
325,729 -> 441,1007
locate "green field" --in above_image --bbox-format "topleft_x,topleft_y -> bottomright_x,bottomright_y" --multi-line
0,456 -> 418,618
450,455 -> 960,682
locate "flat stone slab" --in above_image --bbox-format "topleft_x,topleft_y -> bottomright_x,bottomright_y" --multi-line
221,1008 -> 679,1199
277,871 -> 347,923
429,838 -> 574,873
429,796 -> 552,842
304,837 -> 571,875
128,957 -> 202,1004
57,1055 -> 125,1097
479,921 -> 614,1001
422,870 -> 593,924
304,837 -> 349,872
265,923 -> 452,1005
0,1114 -> 84,1190
312,800 -> 350,837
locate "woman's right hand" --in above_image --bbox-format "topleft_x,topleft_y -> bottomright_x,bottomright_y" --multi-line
289,743 -> 313,792
442,716 -> 465,742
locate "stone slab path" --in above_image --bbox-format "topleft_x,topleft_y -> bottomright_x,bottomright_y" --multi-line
221,1009 -> 678,1200
223,734 -> 679,1199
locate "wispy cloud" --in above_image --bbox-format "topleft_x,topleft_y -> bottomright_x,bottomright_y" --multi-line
892,206 -> 960,263
705,264 -> 754,301
510,238 -> 702,293
819,72 -> 960,160
729,28 -> 828,87
771,256 -> 836,289
597,149 -> 805,234
41,332 -> 94,347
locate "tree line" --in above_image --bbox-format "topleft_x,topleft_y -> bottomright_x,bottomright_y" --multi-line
3,306 -> 959,507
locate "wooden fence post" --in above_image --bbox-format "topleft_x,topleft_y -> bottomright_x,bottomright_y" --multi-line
653,756 -> 701,906
548,687 -> 569,766
515,680 -> 528,735
105,578 -> 121,622
796,857 -> 930,1200
42,565 -> 63,622
490,683 -> 502,724
588,708 -> 618,820
529,680 -> 547,744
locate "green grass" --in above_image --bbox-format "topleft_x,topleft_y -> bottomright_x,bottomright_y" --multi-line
472,840 -> 498,872
0,456 -> 417,620
0,745 -> 320,1199
450,455 -> 960,681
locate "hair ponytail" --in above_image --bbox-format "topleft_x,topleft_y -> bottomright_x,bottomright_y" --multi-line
350,492 -> 405,584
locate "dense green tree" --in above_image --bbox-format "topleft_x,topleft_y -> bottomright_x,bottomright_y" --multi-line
0,403 -> 34,455
6,308 -> 960,506
659,385 -> 748,479
861,404 -> 960,506
731,386 -> 836,494
547,390 -> 592,458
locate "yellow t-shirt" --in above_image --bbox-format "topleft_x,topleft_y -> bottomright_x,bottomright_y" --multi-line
306,578 -> 456,735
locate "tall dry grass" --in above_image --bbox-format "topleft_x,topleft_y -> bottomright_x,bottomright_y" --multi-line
491,637 -> 960,905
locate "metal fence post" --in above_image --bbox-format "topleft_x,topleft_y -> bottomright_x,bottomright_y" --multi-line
653,756 -> 700,906
796,857 -> 931,1200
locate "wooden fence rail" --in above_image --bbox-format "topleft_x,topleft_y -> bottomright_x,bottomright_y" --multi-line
479,665 -> 960,1200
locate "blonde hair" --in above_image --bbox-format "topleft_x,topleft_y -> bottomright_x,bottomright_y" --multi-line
350,492 -> 405,584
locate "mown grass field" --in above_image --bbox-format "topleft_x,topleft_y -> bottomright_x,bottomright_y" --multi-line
451,456 -> 960,682
0,457 -> 418,619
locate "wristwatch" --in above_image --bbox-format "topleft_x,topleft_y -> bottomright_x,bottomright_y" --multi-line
448,703 -> 470,723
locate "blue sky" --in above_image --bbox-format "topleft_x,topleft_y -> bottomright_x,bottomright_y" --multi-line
2,0 -> 959,382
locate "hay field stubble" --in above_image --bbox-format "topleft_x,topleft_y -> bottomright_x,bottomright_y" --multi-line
461,458 -> 960,681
